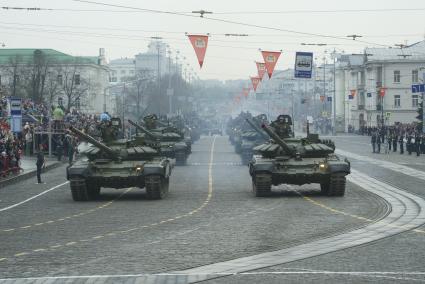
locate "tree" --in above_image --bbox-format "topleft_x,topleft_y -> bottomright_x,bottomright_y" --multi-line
58,60 -> 89,111
26,50 -> 51,103
4,55 -> 25,98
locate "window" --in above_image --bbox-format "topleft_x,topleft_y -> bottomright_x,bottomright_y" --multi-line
112,71 -> 117,76
393,70 -> 400,83
74,74 -> 80,85
121,70 -> 126,74
412,95 -> 419,108
412,70 -> 419,83
57,75 -> 63,85
0,75 -> 2,85
14,75 -> 20,83
130,70 -> 135,74
394,95 -> 401,108
110,77 -> 117,82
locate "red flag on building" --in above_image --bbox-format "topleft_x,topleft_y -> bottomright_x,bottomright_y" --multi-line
261,50 -> 282,79
350,90 -> 357,97
255,62 -> 266,80
187,34 -> 209,68
379,87 -> 387,97
320,95 -> 325,102
250,76 -> 261,92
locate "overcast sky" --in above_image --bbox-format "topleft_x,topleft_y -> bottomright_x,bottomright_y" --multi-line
0,0 -> 424,81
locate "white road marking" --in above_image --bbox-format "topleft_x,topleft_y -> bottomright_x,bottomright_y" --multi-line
1,271 -> 425,282
336,149 -> 425,181
0,182 -> 69,213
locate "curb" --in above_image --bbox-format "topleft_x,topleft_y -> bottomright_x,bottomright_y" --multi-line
0,162 -> 63,188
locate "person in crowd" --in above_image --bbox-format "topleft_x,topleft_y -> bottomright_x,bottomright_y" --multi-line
400,134 -> 405,154
36,144 -> 45,184
371,131 -> 377,153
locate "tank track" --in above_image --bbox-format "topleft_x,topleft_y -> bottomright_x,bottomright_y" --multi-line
241,150 -> 253,165
146,175 -> 168,200
70,179 -> 101,201
253,174 -> 272,197
321,173 -> 346,196
175,151 -> 187,166
70,178 -> 89,201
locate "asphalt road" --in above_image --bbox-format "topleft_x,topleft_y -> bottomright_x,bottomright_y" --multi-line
0,134 -> 424,283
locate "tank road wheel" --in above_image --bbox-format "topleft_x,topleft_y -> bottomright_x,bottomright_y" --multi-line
322,173 -> 346,197
70,178 -> 89,201
145,175 -> 167,200
175,151 -> 187,166
252,174 -> 272,197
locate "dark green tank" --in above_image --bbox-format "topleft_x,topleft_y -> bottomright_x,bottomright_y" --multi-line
66,118 -> 172,201
248,115 -> 350,197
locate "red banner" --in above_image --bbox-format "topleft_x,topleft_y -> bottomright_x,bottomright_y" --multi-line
350,89 -> 357,97
255,62 -> 266,80
187,34 -> 209,68
320,95 -> 325,102
379,87 -> 387,97
261,51 -> 281,78
250,76 -> 261,92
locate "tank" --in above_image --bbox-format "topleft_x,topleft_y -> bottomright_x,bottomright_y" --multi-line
248,119 -> 350,197
240,117 -> 269,164
129,119 -> 190,166
66,119 -> 172,201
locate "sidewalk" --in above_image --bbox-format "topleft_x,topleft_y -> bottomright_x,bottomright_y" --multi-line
0,156 -> 62,188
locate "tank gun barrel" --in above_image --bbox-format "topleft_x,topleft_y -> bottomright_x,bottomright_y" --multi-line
261,124 -> 295,155
245,118 -> 269,140
128,119 -> 159,140
68,126 -> 119,160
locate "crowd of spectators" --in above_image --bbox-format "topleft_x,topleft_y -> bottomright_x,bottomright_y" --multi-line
361,123 -> 425,156
1,97 -> 23,177
0,95 -> 106,179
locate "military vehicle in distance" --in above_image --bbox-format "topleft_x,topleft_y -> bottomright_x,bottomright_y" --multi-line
67,118 -> 172,201
248,116 -> 350,197
129,119 -> 189,166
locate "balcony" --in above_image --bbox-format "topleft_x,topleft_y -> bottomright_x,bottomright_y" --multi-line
358,105 -> 365,110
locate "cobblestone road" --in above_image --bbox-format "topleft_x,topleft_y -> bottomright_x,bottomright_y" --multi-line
0,134 -> 424,283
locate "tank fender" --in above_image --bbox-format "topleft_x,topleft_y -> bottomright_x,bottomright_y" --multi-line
249,162 -> 275,176
327,161 -> 350,174
143,164 -> 167,177
67,167 -> 91,179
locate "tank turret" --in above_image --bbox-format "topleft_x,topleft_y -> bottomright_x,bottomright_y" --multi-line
128,119 -> 159,141
69,126 -> 120,161
261,124 -> 296,156
245,118 -> 269,140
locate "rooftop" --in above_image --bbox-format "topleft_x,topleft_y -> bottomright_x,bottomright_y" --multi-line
365,40 -> 425,61
0,49 -> 99,65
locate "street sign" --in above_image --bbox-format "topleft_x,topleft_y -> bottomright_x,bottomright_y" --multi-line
9,97 -> 22,116
412,84 -> 425,93
294,52 -> 313,78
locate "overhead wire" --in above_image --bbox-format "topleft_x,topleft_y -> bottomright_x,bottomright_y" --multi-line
70,0 -> 395,48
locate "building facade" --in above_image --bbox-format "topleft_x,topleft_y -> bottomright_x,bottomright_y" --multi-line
0,48 -> 110,114
336,41 -> 425,131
